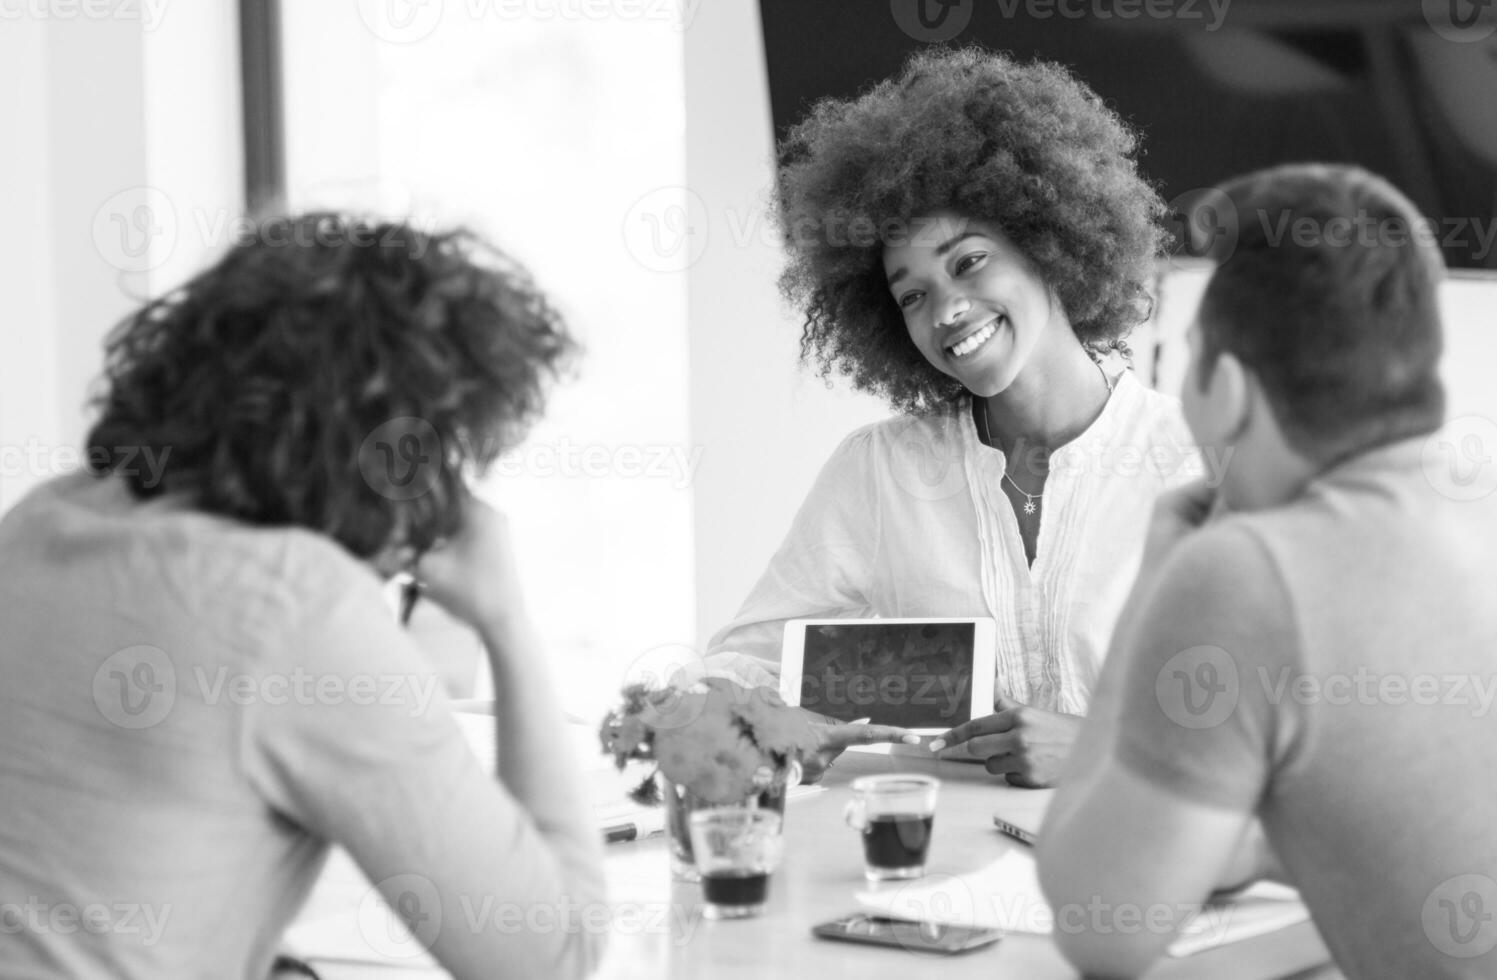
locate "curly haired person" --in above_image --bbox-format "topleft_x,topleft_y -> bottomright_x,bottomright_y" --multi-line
709,48 -> 1205,786
0,215 -> 606,979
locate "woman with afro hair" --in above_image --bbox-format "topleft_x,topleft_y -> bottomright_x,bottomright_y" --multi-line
708,48 -> 1203,787
0,215 -> 606,979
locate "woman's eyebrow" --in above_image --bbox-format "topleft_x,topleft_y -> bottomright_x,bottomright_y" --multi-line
935,231 -> 986,256
887,231 -> 989,288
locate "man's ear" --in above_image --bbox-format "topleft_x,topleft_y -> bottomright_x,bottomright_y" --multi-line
1208,351 -> 1253,441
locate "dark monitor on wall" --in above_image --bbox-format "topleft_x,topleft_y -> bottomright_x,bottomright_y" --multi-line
757,0 -> 1497,270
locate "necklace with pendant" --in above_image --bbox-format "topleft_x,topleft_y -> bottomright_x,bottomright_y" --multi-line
976,357 -> 1114,519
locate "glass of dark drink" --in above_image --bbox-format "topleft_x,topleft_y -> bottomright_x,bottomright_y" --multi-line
688,808 -> 785,919
843,774 -> 940,882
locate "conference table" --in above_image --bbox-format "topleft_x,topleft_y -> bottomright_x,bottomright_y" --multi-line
297,749 -> 1336,979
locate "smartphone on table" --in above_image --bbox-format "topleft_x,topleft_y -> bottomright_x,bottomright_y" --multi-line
811,913 -> 1003,954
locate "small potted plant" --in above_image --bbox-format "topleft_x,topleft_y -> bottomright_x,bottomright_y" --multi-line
600,676 -> 819,879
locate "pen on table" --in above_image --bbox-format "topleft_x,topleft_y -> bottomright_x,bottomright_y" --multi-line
398,577 -> 420,626
602,811 -> 666,844
992,817 -> 1037,847
602,822 -> 658,844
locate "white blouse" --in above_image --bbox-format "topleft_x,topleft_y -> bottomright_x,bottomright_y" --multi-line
707,371 -> 1203,715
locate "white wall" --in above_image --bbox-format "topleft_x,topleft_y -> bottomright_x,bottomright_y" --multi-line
0,2 -> 242,514
683,0 -> 890,651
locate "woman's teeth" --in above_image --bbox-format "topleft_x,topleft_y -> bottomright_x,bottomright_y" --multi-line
949,319 -> 999,358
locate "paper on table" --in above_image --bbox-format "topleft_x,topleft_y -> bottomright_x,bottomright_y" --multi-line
855,850 -> 1309,957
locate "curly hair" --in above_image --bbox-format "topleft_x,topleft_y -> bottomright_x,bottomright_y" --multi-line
87,213 -> 575,560
777,47 -> 1168,413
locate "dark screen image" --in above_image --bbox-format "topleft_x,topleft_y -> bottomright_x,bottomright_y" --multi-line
758,0 -> 1497,272
798,622 -> 973,728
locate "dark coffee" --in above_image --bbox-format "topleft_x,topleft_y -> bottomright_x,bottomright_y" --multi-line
862,813 -> 934,869
702,870 -> 770,907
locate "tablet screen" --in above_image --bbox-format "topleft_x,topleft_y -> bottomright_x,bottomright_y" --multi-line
796,622 -> 975,729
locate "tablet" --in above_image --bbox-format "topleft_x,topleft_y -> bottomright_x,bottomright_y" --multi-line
779,618 -> 996,733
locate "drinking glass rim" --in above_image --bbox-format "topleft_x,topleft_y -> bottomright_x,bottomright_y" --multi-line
849,774 -> 941,794
688,807 -> 783,831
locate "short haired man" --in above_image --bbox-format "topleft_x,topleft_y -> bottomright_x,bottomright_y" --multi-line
1038,164 -> 1497,980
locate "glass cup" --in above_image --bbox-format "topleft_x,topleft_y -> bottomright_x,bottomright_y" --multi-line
843,774 -> 940,882
688,808 -> 784,919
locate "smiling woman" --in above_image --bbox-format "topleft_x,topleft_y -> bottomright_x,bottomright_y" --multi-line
707,47 -> 1203,787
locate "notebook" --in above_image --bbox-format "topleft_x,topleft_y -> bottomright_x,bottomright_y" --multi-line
856,850 -> 1309,957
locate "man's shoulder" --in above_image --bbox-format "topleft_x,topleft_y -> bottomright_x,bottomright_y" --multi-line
1142,520 -> 1295,657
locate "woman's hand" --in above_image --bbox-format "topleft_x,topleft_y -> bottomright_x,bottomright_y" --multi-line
413,498 -> 528,632
799,710 -> 921,784
929,695 -> 1083,788
1142,477 -> 1220,566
